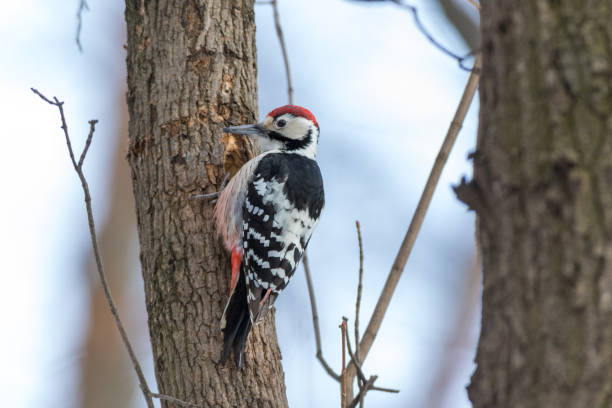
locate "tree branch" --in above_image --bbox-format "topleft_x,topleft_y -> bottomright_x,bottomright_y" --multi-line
303,254 -> 341,381
345,317 -> 400,397
354,221 -> 364,359
350,0 -> 476,70
75,0 -> 89,52
271,0 -> 294,104
341,319 -> 348,408
344,318 -> 368,389
347,376 -> 378,408
32,88 -> 199,408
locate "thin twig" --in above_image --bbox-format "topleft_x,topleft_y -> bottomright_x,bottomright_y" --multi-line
344,318 -> 367,388
354,221 -> 364,359
78,121 -> 96,169
350,0 -> 476,71
345,319 -> 399,395
347,376 -> 378,408
76,0 -> 89,52
32,88 -> 198,408
343,318 -> 400,408
270,0 -> 294,104
341,319 -> 348,408
349,54 -> 482,379
303,253 -> 341,381
258,0 -> 294,102
390,0 -> 475,71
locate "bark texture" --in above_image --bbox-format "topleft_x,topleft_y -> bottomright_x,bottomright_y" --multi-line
125,1 -> 288,406
469,1 -> 612,407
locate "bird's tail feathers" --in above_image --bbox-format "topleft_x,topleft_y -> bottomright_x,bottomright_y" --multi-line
220,266 -> 252,368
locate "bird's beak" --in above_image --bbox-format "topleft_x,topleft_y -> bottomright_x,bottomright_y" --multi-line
222,123 -> 265,136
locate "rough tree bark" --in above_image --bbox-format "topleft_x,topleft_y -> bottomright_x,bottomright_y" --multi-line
468,1 -> 612,407
125,1 -> 288,406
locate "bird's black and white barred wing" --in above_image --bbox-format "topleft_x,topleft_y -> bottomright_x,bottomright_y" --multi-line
241,153 -> 324,324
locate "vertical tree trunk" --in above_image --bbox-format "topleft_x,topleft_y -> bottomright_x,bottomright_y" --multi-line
124,1 -> 288,406
469,1 -> 612,407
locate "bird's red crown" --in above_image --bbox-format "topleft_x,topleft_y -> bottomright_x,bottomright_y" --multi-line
266,105 -> 318,128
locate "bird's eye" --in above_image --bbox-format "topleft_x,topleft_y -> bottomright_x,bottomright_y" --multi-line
276,119 -> 287,128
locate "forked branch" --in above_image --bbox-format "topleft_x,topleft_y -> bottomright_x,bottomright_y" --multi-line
32,88 -> 199,408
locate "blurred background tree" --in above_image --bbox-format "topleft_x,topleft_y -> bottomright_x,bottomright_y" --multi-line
468,2 -> 612,407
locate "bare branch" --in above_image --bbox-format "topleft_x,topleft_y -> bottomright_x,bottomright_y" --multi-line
350,54 -> 482,377
391,0 -> 475,70
345,318 -> 399,396
344,318 -> 367,387
76,0 -> 89,52
354,221 -> 364,358
270,0 -> 294,104
78,120 -> 97,169
370,385 -> 400,394
257,0 -> 294,103
32,88 -> 198,408
350,0 -> 476,71
31,87 -> 55,104
341,319 -> 348,408
347,376 -> 378,408
303,253 -> 341,381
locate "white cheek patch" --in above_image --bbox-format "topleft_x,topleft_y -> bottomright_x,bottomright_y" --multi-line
279,116 -> 311,140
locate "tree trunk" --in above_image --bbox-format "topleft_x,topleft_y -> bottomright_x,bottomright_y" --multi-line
124,1 -> 288,406
469,1 -> 612,407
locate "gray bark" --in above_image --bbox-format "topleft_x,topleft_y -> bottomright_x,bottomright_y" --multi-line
468,1 -> 612,407
124,1 -> 288,406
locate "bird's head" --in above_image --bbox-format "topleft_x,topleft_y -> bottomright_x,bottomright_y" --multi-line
223,105 -> 319,158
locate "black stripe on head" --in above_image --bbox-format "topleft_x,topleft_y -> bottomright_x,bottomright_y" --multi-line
268,128 -> 313,151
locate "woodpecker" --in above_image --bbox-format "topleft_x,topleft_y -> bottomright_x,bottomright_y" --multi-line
214,105 -> 324,368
